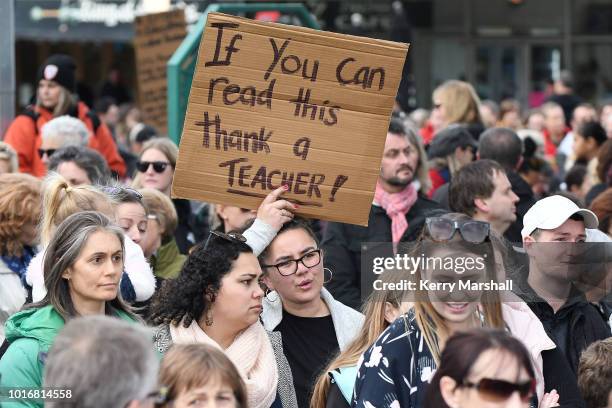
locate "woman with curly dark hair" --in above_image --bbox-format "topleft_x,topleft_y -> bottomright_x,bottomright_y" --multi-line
150,186 -> 298,408
150,230 -> 298,408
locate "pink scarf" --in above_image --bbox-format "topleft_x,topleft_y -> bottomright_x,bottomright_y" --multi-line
374,180 -> 418,243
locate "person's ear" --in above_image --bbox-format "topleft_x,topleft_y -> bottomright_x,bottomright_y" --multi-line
515,156 -> 524,171
523,235 -> 535,249
62,267 -> 72,281
216,204 -> 227,220
384,301 -> 399,324
473,197 -> 489,214
439,376 -> 461,408
262,274 -> 275,291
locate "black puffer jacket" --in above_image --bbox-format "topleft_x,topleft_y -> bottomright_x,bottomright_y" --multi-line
322,195 -> 443,310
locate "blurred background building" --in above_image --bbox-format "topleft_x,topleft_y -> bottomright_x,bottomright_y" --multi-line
10,0 -> 612,112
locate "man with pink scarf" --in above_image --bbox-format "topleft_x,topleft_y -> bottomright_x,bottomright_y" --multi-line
322,118 -> 443,310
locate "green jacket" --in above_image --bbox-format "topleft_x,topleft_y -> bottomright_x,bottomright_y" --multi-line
151,238 -> 186,280
0,305 -> 134,408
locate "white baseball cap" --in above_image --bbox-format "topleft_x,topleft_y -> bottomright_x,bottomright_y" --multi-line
521,195 -> 599,238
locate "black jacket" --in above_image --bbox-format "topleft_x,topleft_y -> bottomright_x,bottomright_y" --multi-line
504,170 -> 536,244
172,198 -> 194,254
514,275 -> 610,375
322,195 -> 443,310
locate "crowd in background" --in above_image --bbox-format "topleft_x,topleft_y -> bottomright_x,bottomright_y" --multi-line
0,53 -> 611,408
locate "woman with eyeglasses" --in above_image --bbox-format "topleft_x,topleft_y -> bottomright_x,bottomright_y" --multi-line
26,173 -> 155,304
258,219 -> 364,408
352,213 -> 564,408
0,211 -> 139,407
150,228 -> 298,408
158,344 -> 248,408
425,328 -> 538,408
3,54 -> 125,178
131,137 -> 194,254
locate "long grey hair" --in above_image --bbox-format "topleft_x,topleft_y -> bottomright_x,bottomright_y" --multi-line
27,210 -> 136,321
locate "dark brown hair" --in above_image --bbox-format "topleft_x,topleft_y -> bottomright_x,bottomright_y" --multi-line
449,159 -> 507,216
424,328 -> 535,408
589,188 -> 612,234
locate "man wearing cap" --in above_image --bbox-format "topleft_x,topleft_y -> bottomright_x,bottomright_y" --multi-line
427,124 -> 477,198
4,54 -> 125,178
517,195 -> 610,374
322,118 -> 442,310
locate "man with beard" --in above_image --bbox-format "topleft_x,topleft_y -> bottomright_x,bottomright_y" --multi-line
322,118 -> 442,310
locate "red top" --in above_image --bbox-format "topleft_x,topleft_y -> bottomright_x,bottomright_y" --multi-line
4,102 -> 126,178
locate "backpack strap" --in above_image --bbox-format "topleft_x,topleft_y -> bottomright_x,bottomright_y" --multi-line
19,108 -> 41,135
0,338 -> 10,360
85,110 -> 101,133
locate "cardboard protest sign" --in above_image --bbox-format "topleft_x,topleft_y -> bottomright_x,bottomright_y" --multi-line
172,12 -> 409,226
134,9 -> 186,136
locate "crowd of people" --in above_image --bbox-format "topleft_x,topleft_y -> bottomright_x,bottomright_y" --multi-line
0,53 -> 611,408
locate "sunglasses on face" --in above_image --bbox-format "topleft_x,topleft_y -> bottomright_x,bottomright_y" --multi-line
38,148 -> 56,158
136,160 -> 170,173
462,378 -> 536,402
425,217 -> 490,244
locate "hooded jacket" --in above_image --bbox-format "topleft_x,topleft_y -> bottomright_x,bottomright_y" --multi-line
0,305 -> 135,408
26,235 -> 155,303
3,102 -> 125,178
150,238 -> 186,280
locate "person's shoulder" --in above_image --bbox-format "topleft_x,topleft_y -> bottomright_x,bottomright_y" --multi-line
414,194 -> 443,210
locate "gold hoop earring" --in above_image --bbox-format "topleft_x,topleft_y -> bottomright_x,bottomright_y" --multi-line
204,309 -> 214,326
323,268 -> 333,284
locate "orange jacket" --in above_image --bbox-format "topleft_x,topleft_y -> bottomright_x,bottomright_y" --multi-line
3,102 -> 126,178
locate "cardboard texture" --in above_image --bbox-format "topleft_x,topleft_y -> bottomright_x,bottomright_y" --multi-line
173,12 -> 409,226
134,9 -> 186,135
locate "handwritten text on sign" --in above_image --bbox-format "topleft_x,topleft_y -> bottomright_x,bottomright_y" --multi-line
172,13 -> 408,226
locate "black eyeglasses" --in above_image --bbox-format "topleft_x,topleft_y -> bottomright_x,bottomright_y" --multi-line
203,230 -> 247,250
137,160 -> 170,173
425,217 -> 490,244
38,148 -> 56,158
262,249 -> 322,276
461,378 -> 535,403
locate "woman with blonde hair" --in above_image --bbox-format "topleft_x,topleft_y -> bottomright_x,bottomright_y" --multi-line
158,344 -> 248,408
3,54 -> 125,177
26,173 -> 155,304
420,80 -> 484,145
0,174 -> 42,342
139,188 -> 186,282
310,269 -> 411,408
352,213 -> 566,408
132,137 -> 193,253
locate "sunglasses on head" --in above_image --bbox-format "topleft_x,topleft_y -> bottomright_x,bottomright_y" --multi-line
425,217 -> 490,244
203,230 -> 247,250
100,186 -> 143,201
462,378 -> 536,403
38,148 -> 56,158
136,160 -> 170,173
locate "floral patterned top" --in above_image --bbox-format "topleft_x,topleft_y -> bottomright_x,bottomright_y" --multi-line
351,310 -> 436,408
